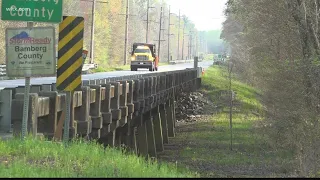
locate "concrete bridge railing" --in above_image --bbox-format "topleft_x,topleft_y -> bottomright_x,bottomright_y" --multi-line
0,67 -> 202,157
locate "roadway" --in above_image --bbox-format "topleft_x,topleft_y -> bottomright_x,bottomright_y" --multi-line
0,61 -> 212,88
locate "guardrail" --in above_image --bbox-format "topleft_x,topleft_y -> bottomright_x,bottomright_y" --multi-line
169,59 -> 194,65
0,66 -> 203,158
0,63 -> 98,80
0,59 -> 194,80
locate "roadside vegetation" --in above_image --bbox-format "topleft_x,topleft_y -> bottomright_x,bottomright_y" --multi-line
222,0 -> 320,176
159,64 -> 295,178
0,136 -> 197,178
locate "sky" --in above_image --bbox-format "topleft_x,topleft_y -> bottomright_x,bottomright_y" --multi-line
166,0 -> 228,31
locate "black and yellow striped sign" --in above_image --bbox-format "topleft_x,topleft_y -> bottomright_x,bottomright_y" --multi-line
56,16 -> 84,92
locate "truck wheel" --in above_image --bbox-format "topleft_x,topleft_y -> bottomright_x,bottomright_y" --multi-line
149,67 -> 153,71
131,67 -> 136,71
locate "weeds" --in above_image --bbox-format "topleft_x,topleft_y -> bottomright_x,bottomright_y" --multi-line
0,135 -> 196,178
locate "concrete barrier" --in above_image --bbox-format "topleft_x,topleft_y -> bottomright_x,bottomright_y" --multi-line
1,68 -> 202,157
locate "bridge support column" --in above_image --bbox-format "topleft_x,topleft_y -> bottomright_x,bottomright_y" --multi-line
106,131 -> 116,147
125,121 -> 137,153
89,85 -> 103,140
73,90 -> 90,139
130,126 -> 138,154
160,103 -> 169,144
152,105 -> 164,152
137,115 -> 148,157
166,99 -> 175,137
110,82 -> 121,147
99,83 -> 112,143
145,111 -> 156,158
114,81 -> 129,147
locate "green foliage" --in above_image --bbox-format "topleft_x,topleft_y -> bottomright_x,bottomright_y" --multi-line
0,136 -> 197,178
0,0 -> 199,68
165,65 -> 294,177
202,65 -> 262,112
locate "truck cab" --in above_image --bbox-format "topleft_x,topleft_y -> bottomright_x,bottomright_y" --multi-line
130,43 -> 158,71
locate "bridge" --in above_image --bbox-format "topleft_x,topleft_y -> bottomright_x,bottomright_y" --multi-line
0,60 -> 210,158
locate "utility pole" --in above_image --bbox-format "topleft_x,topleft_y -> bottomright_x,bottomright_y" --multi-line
154,7 -> 166,62
145,0 -> 155,43
182,24 -> 185,60
167,6 -> 170,63
177,10 -> 181,60
90,0 -> 96,64
190,32 -> 193,59
187,31 -> 193,60
123,0 -> 129,65
80,0 -> 108,64
195,32 -> 198,57
187,34 -> 190,59
158,7 -> 163,61
146,0 -> 149,43
119,1 -> 137,65
167,6 -> 174,63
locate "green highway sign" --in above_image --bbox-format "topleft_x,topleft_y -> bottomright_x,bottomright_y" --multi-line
1,0 -> 63,23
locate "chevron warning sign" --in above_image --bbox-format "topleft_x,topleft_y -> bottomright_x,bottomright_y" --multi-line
56,16 -> 84,92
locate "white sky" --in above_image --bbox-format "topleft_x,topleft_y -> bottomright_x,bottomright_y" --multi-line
166,0 -> 228,31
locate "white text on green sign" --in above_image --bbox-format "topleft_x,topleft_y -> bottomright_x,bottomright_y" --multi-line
1,0 -> 63,23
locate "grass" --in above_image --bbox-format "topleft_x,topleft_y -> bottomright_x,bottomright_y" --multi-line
202,65 -> 262,112
160,64 -> 295,177
92,62 -> 169,73
0,135 -> 198,178
204,54 -> 214,61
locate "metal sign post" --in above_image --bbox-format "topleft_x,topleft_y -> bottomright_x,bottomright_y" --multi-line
63,91 -> 72,145
21,75 -> 30,139
3,0 -> 61,140
57,16 -> 85,145
5,24 -> 56,140
21,21 -> 33,139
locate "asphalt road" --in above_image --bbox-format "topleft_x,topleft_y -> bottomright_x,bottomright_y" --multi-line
0,61 -> 212,88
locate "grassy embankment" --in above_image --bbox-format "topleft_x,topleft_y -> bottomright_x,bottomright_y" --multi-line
160,65 -> 295,178
0,136 -> 198,178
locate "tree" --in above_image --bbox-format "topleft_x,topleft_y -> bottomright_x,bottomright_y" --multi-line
222,0 -> 320,176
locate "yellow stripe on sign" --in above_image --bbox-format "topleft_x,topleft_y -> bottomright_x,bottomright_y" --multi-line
56,57 -> 83,86
65,76 -> 82,92
58,21 -> 84,51
57,39 -> 83,68
59,16 -> 76,33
